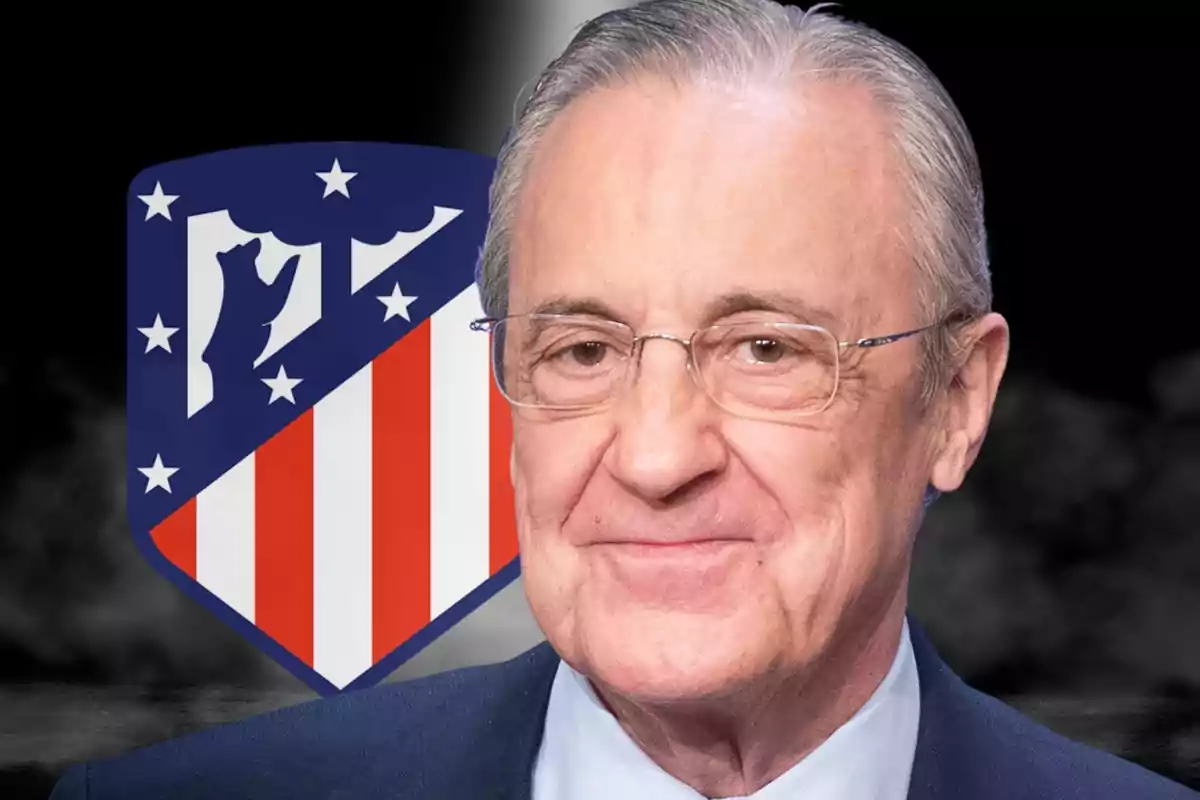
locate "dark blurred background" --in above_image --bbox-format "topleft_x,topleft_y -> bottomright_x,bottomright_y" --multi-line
3,3 -> 1198,797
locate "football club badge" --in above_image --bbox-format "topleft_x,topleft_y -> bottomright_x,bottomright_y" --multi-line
127,143 -> 518,695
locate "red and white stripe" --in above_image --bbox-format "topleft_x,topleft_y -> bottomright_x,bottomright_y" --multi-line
151,287 -> 517,689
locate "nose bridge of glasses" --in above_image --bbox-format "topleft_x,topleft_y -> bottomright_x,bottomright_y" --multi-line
619,332 -> 703,404
633,331 -> 692,350
630,331 -> 697,373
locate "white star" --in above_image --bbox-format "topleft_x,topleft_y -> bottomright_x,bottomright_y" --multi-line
378,283 -> 418,322
137,313 -> 179,353
137,181 -> 179,221
316,158 -> 356,198
262,364 -> 303,404
138,454 -> 179,494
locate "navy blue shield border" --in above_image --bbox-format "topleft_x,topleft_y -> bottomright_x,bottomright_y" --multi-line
126,142 -> 520,696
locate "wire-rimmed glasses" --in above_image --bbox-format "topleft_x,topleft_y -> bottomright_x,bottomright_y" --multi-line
470,313 -> 948,420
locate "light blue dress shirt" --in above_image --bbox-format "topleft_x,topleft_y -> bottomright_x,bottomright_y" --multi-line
533,620 -> 921,799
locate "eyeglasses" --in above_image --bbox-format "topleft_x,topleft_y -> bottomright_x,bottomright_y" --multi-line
470,314 -> 950,420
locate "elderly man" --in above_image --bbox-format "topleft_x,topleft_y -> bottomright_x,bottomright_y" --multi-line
52,1 -> 1191,798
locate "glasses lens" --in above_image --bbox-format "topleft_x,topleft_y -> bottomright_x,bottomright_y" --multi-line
491,316 -> 635,408
692,322 -> 839,416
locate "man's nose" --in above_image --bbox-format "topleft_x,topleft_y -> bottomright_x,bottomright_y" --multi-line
607,338 -> 727,503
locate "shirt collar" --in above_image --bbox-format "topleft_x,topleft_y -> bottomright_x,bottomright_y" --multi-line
533,619 -> 921,799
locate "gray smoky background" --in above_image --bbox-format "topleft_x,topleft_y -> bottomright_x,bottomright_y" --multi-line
3,3 -> 1198,796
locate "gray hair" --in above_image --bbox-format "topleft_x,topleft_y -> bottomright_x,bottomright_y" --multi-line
476,0 -> 991,402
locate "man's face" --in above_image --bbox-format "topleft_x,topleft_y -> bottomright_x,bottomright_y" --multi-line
508,76 -> 937,701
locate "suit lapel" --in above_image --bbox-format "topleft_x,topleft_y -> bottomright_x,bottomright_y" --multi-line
328,643 -> 561,800
906,619 -> 994,800
483,643 -> 561,799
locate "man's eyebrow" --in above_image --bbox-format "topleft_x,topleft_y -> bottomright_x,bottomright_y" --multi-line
523,292 -> 842,329
701,292 -> 842,328
527,297 -> 629,323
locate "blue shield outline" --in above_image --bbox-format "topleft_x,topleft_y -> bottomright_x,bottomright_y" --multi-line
126,142 -> 519,696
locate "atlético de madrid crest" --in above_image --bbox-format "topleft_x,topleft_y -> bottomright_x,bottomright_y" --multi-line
127,143 -> 518,695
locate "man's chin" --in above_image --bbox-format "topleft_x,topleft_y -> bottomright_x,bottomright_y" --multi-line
569,607 -> 781,705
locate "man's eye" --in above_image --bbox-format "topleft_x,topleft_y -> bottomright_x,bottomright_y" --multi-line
558,341 -> 609,367
737,337 -> 789,364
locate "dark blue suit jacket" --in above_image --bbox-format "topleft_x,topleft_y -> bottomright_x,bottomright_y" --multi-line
50,622 -> 1193,799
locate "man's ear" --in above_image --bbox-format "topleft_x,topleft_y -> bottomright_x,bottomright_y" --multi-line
930,312 -> 1010,493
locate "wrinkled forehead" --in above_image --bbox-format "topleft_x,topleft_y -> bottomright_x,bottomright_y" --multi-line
509,75 -> 918,333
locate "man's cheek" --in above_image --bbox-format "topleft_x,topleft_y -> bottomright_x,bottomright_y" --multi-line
514,420 -> 611,518
724,422 -> 849,508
